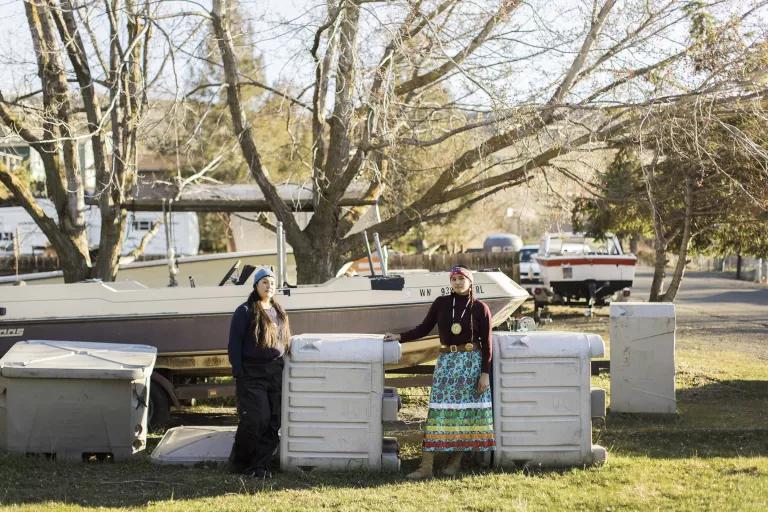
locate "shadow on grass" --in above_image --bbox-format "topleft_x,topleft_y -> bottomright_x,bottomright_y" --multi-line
0,449 -> 500,508
678,320 -> 768,339
0,411 -> 455,508
597,427 -> 768,458
598,379 -> 768,459
676,379 -> 768,402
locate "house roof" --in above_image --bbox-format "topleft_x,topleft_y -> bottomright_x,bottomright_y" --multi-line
85,182 -> 377,212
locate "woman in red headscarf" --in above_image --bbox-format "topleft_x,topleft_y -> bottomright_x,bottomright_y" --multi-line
384,265 -> 495,479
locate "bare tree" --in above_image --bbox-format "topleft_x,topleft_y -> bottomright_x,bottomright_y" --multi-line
0,0 -> 156,282
573,94 -> 768,302
208,0 -> 768,283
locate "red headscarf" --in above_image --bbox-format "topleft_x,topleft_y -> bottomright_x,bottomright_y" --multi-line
449,266 -> 473,283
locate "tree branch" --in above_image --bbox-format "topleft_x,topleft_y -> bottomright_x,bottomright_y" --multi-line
549,0 -> 618,104
120,218 -> 164,263
184,81 -> 313,111
322,1 -> 361,182
210,0 -> 306,247
394,0 -> 521,96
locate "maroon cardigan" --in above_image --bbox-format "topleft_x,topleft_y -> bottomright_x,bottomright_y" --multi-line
399,293 -> 493,373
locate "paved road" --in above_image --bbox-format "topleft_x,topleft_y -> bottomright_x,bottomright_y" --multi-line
631,268 -> 768,336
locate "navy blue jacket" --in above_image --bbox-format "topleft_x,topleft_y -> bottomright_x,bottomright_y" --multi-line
227,302 -> 285,377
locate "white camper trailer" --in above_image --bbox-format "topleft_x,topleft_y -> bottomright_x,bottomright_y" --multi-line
0,200 -> 199,257
98,210 -> 200,257
0,203 -> 58,255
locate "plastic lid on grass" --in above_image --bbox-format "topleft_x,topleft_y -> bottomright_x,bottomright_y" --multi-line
151,426 -> 236,465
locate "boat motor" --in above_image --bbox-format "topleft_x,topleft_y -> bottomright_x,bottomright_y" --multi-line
506,316 -> 537,332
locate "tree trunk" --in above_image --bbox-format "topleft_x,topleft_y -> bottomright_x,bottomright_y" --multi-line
657,176 -> 694,303
649,239 -> 667,302
658,235 -> 692,302
93,202 -> 126,281
59,245 -> 92,282
294,243 -> 345,284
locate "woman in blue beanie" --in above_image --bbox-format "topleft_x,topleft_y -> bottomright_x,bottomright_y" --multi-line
228,267 -> 291,478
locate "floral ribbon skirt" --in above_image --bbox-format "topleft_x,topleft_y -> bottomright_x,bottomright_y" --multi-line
423,350 -> 495,452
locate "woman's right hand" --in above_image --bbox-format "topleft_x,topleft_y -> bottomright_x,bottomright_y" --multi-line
383,333 -> 401,342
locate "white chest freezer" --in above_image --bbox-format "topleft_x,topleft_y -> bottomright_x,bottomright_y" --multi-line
280,334 -> 401,472
492,331 -> 607,467
0,340 -> 156,461
610,302 -> 676,414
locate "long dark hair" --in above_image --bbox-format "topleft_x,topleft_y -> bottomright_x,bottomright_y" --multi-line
247,289 -> 291,349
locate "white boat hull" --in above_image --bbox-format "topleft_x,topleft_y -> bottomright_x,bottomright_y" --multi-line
0,270 -> 529,370
536,255 -> 637,303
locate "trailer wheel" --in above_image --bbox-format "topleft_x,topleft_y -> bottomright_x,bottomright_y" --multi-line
149,385 -> 172,430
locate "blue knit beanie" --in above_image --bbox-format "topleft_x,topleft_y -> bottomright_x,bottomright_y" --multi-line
252,267 -> 276,288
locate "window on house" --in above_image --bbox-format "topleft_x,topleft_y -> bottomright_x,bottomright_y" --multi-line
132,220 -> 155,231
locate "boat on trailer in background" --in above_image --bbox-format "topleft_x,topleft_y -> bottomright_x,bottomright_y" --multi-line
0,249 -> 296,288
534,232 -> 637,312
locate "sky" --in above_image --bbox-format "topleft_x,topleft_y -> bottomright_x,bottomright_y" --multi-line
0,0 -> 316,96
2,1 -> 767,112
0,0 -> 589,106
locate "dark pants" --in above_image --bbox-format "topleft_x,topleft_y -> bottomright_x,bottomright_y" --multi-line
230,358 -> 283,474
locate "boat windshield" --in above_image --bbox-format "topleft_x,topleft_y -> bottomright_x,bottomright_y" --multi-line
547,236 -> 620,256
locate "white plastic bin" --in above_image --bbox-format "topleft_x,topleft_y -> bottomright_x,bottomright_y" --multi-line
610,302 -> 676,414
280,334 -> 401,472
0,340 -> 156,461
492,331 -> 607,467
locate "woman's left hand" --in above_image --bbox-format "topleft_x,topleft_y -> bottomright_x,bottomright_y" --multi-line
476,372 -> 490,395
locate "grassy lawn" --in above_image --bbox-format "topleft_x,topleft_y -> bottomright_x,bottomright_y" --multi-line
1,310 -> 767,511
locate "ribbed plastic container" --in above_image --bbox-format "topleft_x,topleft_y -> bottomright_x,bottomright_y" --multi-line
280,334 -> 401,472
0,340 -> 156,461
492,331 -> 607,467
610,302 -> 676,414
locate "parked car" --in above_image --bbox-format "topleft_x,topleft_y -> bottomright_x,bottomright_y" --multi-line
519,244 -> 541,285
